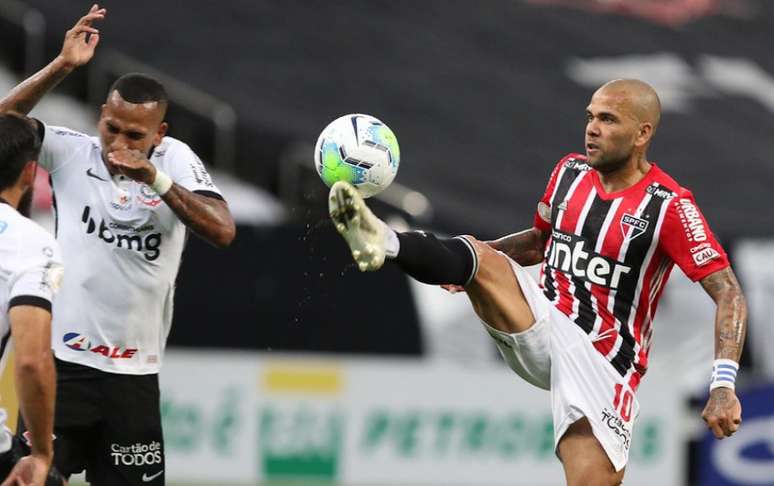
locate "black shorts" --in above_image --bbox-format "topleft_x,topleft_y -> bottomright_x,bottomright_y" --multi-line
18,358 -> 165,486
0,435 -> 64,485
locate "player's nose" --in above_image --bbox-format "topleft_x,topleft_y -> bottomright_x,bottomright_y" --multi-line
109,136 -> 128,152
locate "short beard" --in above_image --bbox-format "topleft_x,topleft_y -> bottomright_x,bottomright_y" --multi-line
17,187 -> 33,218
592,152 -> 631,175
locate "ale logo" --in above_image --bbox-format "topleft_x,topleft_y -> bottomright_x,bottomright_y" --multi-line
63,332 -> 91,351
259,365 -> 344,480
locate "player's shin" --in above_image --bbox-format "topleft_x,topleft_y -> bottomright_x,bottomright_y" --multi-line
392,232 -> 477,286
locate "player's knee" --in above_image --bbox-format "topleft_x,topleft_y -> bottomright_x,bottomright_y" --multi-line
460,235 -> 506,283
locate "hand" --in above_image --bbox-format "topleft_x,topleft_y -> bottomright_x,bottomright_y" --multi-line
0,455 -> 50,486
702,387 -> 742,439
107,149 -> 157,185
58,4 -> 106,69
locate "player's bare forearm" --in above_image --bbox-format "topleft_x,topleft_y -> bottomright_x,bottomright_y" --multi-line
487,227 -> 547,266
9,306 -> 55,460
15,354 -> 55,459
0,57 -> 74,115
162,184 -> 236,248
700,267 -> 745,439
700,267 -> 747,362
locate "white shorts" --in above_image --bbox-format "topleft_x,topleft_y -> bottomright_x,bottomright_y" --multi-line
480,257 -> 640,472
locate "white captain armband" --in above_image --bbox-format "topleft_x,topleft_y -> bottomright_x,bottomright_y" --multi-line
710,359 -> 739,391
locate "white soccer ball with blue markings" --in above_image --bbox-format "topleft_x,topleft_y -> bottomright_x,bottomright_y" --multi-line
314,113 -> 400,198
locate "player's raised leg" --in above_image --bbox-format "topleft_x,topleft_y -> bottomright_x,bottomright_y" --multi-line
328,180 -> 536,334
558,418 -> 625,486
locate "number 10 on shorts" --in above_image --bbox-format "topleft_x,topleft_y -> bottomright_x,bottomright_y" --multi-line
613,384 -> 634,422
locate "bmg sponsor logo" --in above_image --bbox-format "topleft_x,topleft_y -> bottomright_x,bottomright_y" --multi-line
81,206 -> 162,261
110,441 -> 162,466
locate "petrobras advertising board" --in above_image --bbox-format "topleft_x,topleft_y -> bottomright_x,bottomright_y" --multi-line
698,383 -> 774,486
159,350 -> 683,485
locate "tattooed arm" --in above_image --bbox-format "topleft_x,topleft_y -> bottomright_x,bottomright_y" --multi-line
487,228 -> 548,266
699,267 -> 747,439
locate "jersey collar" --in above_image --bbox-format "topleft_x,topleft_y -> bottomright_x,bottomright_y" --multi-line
590,163 -> 661,201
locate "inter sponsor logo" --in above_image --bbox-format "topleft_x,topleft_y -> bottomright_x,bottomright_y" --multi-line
620,214 -> 649,241
63,332 -> 138,359
81,206 -> 162,261
677,198 -> 708,242
547,230 -> 632,289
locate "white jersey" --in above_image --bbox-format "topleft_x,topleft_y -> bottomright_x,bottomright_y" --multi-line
39,122 -> 222,374
0,202 -> 62,452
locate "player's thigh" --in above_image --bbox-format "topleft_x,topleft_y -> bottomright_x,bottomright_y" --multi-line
90,374 -> 165,486
558,418 -> 625,486
462,236 -> 536,334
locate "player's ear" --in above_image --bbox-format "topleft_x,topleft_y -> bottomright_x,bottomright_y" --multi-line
636,122 -> 654,147
20,160 -> 37,187
153,122 -> 167,146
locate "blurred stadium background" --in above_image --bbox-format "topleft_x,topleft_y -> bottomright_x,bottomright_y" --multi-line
1,0 -> 774,485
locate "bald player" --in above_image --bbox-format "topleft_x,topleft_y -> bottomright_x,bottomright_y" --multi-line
328,79 -> 746,485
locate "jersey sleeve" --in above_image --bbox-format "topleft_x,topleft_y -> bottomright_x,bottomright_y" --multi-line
165,142 -> 223,197
533,155 -> 575,232
8,233 -> 63,312
659,191 -> 729,282
36,120 -> 94,174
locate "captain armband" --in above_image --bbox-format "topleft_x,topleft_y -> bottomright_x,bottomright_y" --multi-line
710,359 -> 739,391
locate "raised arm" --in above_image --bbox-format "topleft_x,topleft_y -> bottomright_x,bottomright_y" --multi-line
0,4 -> 105,115
699,267 -> 747,439
487,227 -> 548,266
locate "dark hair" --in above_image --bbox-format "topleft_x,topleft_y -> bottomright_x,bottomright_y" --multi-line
0,114 -> 41,191
108,73 -> 168,105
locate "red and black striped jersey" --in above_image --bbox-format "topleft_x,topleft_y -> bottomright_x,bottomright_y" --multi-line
534,154 -> 729,389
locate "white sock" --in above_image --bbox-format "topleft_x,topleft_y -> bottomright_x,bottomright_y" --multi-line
382,222 -> 400,258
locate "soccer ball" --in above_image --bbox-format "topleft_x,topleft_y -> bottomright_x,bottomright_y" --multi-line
314,114 -> 400,198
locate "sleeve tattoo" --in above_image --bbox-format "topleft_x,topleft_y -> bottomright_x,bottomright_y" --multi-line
700,267 -> 748,362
